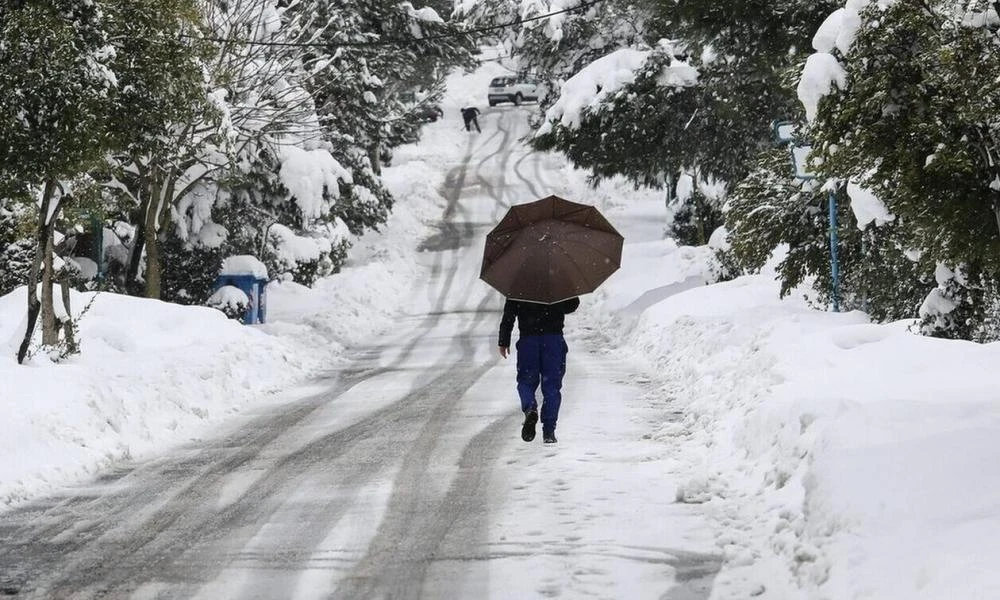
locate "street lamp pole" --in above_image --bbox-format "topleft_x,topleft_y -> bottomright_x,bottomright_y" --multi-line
827,189 -> 840,312
773,119 -> 840,312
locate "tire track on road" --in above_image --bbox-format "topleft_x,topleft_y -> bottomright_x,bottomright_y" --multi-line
331,392 -> 515,600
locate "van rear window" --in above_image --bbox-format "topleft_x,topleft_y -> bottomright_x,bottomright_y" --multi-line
490,77 -> 512,86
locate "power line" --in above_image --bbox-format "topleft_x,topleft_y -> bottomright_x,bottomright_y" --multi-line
182,0 -> 605,49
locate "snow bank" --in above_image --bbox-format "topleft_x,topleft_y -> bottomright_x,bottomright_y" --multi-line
0,288 -> 319,506
593,262 -> 1000,598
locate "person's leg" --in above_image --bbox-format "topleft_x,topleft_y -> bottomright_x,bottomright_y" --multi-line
474,117 -> 481,133
538,334 -> 568,437
515,337 -> 541,413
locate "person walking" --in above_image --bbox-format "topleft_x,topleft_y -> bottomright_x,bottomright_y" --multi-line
460,106 -> 481,133
498,297 -> 580,444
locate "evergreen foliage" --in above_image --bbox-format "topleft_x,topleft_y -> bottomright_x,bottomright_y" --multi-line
521,0 -> 837,249
806,0 -> 1000,338
669,187 -> 724,247
0,202 -> 34,296
0,1 -> 114,186
160,232 -> 226,305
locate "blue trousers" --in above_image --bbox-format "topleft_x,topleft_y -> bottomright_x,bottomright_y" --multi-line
515,334 -> 568,432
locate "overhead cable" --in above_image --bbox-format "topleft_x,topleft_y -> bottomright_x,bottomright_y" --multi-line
182,0 -> 605,49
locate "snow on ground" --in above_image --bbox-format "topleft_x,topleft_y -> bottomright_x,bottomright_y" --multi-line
0,290 -> 317,506
586,257 -> 1000,598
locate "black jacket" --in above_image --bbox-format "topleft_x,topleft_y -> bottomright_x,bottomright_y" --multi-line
498,298 -> 580,347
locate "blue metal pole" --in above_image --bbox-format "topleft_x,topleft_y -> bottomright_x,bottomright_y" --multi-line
828,189 -> 840,312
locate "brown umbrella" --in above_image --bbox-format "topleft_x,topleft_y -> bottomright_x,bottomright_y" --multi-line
480,195 -> 624,304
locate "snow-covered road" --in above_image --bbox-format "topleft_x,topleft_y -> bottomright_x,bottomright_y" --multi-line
0,96 -> 718,599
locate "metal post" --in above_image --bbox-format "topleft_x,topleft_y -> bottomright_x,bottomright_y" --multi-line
828,189 -> 840,312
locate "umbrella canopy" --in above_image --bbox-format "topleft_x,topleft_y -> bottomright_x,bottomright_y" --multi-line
480,195 -> 624,304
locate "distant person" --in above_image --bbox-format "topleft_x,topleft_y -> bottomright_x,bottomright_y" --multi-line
461,106 -> 481,133
498,297 -> 580,444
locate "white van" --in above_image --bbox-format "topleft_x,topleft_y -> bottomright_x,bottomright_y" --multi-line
487,76 -> 543,106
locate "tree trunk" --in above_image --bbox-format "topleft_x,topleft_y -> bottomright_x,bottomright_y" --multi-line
18,180 -> 55,363
368,129 -> 382,176
144,175 -> 162,299
991,194 -> 1000,242
150,172 -> 177,300
694,191 -> 708,246
368,143 -> 382,176
126,169 -> 151,294
126,214 -> 146,294
691,167 -> 707,246
59,276 -> 78,355
41,217 -> 58,345
664,173 -> 676,209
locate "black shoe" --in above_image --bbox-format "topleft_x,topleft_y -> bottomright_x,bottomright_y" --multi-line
543,431 -> 557,444
521,409 -> 538,442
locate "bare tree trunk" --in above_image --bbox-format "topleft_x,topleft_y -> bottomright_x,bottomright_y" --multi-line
126,213 -> 146,294
692,168 -> 708,246
59,276 -> 77,355
41,218 -> 58,345
18,180 -> 55,363
144,175 -> 162,299
150,172 -> 177,300
368,128 -> 382,176
694,190 -> 708,246
367,143 -> 382,176
126,169 -> 151,294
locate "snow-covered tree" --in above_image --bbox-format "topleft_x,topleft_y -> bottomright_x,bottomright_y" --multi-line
723,148 -> 934,316
96,0 -> 210,298
458,0 -> 647,90
102,0 -> 356,299
0,0 -> 121,361
296,0 -> 477,174
157,0 -> 477,303
802,0 -> 1000,338
518,0 -> 838,243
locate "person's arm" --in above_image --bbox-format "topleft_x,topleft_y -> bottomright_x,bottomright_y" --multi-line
498,299 -> 517,357
561,297 -> 580,314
